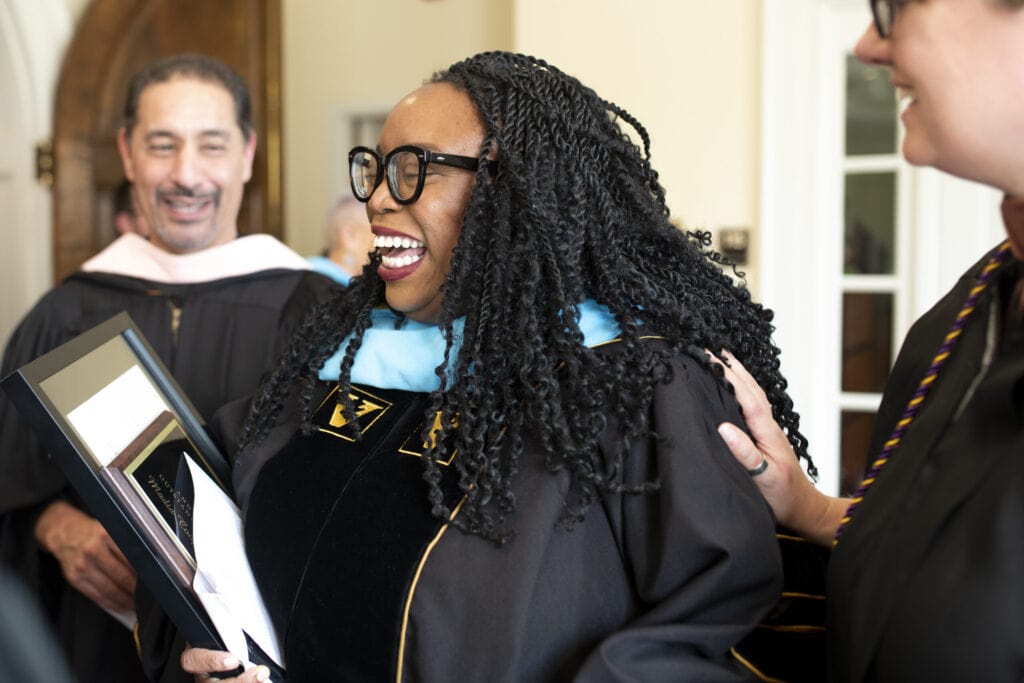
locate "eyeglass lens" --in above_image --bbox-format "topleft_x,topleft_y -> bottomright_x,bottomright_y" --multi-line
872,0 -> 894,37
350,148 -> 425,203
386,150 -> 422,202
351,150 -> 381,200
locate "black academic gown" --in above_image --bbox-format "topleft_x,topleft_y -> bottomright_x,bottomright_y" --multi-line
0,267 -> 338,683
229,338 -> 782,682
828,255 -> 1024,682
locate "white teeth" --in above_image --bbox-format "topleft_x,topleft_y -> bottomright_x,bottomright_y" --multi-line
169,200 -> 202,213
373,235 -> 424,249
381,252 -> 423,268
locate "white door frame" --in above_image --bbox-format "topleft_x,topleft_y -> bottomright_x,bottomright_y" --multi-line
0,0 -> 71,346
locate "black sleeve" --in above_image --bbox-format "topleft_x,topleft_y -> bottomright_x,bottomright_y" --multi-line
576,354 -> 782,682
135,585 -> 193,683
0,288 -> 83,582
0,289 -> 81,518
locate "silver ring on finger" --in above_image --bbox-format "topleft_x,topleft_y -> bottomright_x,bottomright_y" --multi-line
747,457 -> 769,477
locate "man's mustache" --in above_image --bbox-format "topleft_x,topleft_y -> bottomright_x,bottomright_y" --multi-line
157,186 -> 220,202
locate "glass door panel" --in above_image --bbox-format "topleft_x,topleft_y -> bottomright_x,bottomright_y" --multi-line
840,47 -> 898,490
845,55 -> 897,156
844,172 -> 896,275
841,292 -> 893,393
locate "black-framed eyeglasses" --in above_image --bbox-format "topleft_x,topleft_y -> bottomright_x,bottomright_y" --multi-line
869,0 -> 913,38
348,145 -> 494,205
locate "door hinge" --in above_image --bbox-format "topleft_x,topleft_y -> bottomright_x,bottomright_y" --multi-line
36,138 -> 54,187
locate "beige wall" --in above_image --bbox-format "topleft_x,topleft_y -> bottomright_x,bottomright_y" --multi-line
512,0 -> 761,289
282,0 -> 514,257
283,0 -> 761,286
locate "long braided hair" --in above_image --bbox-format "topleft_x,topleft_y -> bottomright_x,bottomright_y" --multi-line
240,51 -> 811,543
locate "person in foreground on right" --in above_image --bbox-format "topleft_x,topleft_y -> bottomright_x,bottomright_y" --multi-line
716,1 -> 1024,681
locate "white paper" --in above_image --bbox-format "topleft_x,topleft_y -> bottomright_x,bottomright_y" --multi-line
186,457 -> 283,670
66,366 -> 167,466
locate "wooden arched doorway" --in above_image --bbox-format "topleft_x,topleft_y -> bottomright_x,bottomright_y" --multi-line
52,0 -> 282,282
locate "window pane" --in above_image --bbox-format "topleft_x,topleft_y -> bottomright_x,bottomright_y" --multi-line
844,172 -> 895,274
840,410 -> 877,496
841,292 -> 893,392
350,114 -> 387,148
845,55 -> 896,155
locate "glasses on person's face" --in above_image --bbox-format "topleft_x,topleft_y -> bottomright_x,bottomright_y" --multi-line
869,0 -> 914,38
349,145 -> 491,205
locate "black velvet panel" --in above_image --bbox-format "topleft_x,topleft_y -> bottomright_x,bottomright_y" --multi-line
245,385 -> 461,681
733,531 -> 829,682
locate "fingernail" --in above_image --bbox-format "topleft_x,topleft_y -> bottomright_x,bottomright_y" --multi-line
222,655 -> 240,669
718,423 -> 737,444
256,665 -> 271,681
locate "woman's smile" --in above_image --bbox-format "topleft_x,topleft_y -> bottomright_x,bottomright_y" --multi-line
374,233 -> 426,270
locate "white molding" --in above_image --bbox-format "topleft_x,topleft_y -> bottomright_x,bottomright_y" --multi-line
843,154 -> 901,173
911,169 -> 1004,320
841,274 -> 899,292
839,392 -> 883,412
0,0 -> 71,346
760,0 -> 852,494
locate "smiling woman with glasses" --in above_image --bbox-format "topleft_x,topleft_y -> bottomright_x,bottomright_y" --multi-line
180,51 -> 812,682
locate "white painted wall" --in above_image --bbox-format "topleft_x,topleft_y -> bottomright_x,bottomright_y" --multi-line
512,0 -> 762,291
0,0 -> 72,346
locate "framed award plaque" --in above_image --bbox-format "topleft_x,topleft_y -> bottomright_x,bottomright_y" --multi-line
1,312 -> 282,679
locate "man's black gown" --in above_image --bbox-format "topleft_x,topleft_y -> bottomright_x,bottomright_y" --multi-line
0,235 -> 339,683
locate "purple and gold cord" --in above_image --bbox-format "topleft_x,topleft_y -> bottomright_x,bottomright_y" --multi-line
834,240 -> 1013,547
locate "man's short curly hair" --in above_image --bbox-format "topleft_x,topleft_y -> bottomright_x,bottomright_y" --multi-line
122,52 -> 253,141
